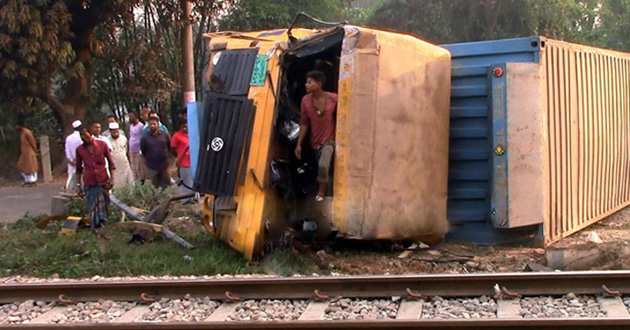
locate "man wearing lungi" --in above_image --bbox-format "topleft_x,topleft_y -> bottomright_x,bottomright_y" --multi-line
75,128 -> 116,229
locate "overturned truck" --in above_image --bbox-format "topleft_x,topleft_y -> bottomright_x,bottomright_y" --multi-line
190,23 -> 451,259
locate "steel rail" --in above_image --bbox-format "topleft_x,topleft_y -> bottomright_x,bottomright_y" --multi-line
1,271 -> 630,304
1,318 -> 630,330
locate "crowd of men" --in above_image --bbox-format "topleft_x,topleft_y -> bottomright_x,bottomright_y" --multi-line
63,107 -> 194,229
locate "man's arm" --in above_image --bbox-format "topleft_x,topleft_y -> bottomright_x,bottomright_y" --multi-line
75,148 -> 84,194
140,136 -> 147,156
295,98 -> 309,159
64,137 -> 75,166
170,134 -> 178,158
103,144 -> 115,186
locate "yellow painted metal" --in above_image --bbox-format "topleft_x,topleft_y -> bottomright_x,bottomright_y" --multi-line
201,27 -> 451,258
334,27 -> 451,240
201,29 -> 311,259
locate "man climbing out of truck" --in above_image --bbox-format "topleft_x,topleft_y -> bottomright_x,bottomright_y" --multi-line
295,70 -> 338,202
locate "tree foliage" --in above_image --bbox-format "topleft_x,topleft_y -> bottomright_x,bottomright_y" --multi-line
367,0 -> 596,44
218,0 -> 351,31
597,0 -> 630,51
0,0 -> 226,132
0,0 -> 139,132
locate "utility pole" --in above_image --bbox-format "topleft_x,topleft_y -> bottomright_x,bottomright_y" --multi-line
181,0 -> 196,104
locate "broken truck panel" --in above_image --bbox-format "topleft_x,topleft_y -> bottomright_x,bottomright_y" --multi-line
198,27 -> 451,259
334,26 -> 451,240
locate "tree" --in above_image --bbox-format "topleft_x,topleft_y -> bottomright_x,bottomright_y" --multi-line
367,0 -> 590,44
0,0 -> 140,132
0,0 -> 226,132
218,0 -> 351,31
597,0 -> 630,51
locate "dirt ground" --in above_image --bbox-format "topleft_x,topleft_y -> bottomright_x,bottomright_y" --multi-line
301,208 -> 630,275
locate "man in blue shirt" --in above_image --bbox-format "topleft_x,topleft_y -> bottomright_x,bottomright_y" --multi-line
142,111 -> 169,135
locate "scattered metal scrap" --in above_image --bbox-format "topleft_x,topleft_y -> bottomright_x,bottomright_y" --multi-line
109,193 -> 196,249
38,193 -> 195,249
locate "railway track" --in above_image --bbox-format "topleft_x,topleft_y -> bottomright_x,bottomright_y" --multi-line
1,271 -> 630,329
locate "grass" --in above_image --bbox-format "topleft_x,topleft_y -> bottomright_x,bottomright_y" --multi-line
0,213 -> 311,279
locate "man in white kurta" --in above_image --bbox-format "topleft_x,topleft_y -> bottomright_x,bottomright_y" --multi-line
64,120 -> 84,191
107,123 -> 134,188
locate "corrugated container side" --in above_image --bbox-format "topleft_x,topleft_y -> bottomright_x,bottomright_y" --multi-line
541,39 -> 630,243
443,36 -> 630,245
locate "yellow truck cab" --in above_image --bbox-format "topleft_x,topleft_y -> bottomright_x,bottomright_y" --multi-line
194,23 -> 451,259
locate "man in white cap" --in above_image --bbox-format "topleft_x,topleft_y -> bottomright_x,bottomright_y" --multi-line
107,122 -> 134,188
64,120 -> 83,191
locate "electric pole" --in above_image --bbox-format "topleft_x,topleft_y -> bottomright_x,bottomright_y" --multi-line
181,0 -> 196,104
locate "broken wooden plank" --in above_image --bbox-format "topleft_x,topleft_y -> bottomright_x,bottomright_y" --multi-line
109,195 -> 145,221
130,206 -> 149,216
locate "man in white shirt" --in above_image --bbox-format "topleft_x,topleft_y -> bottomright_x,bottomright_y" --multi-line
101,115 -> 117,138
64,120 -> 83,191
89,122 -> 113,151
107,123 -> 134,188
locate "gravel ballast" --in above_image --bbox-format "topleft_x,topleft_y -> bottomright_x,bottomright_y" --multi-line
0,300 -> 55,324
324,298 -> 399,320
141,295 -> 220,322
422,296 -> 497,319
52,301 -> 136,323
519,294 -> 605,318
226,299 -> 308,321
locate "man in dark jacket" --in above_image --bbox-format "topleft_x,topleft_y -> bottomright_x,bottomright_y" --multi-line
140,117 -> 171,188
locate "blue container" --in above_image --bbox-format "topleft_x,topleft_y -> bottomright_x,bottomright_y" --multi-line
441,37 -> 543,245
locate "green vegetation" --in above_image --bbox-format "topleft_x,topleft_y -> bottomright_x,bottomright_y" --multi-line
0,213 -> 310,279
1,183 -> 311,279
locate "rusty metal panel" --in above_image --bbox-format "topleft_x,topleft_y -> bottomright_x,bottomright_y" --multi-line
541,38 -> 630,244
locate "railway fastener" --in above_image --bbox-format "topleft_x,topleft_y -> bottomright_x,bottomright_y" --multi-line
224,291 -> 242,302
601,285 -> 622,297
405,288 -> 422,300
140,292 -> 158,303
313,289 -> 330,301
493,284 -> 521,300
57,294 -> 74,305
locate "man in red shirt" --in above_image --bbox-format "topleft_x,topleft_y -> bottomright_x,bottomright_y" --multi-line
170,120 -> 194,203
75,128 -> 116,229
295,71 -> 338,201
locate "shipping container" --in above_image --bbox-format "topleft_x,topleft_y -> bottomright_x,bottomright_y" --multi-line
442,37 -> 630,246
194,26 -> 451,259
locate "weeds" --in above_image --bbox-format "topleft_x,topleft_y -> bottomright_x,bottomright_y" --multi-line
0,207 -> 313,278
112,183 -> 168,211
